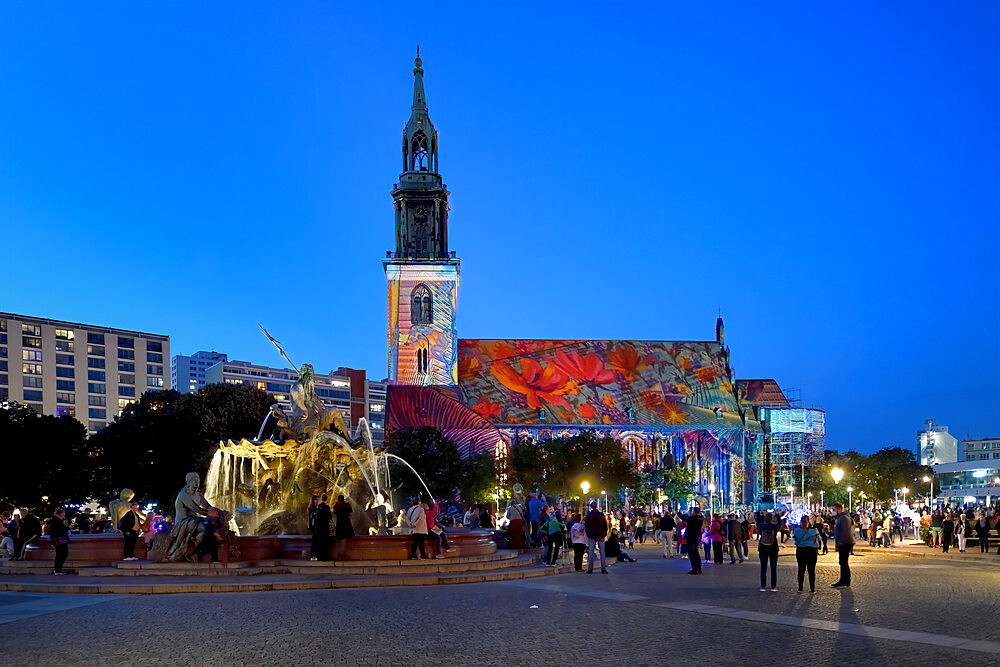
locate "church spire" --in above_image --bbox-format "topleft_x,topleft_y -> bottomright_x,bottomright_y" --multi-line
402,46 -> 438,174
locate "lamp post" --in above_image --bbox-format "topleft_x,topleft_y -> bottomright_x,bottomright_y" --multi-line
847,486 -> 853,512
901,487 -> 909,505
580,480 -> 590,514
807,491 -> 813,510
601,489 -> 607,512
708,483 -> 716,516
787,484 -> 794,507
922,475 -> 933,508
820,489 -> 825,508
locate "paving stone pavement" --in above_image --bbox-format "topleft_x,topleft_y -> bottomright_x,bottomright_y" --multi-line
4,543 -> 999,666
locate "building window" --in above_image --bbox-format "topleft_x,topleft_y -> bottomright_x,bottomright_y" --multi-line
87,357 -> 106,369
56,392 -> 74,404
23,376 -> 43,388
410,285 -> 433,325
0,333 -> 6,344
23,389 -> 43,402
87,333 -> 105,344
0,320 -> 5,331
119,348 -> 135,360
22,323 -> 41,336
56,353 -> 74,366
0,360 -> 6,371
119,373 -> 135,385
88,382 -> 106,394
87,370 -> 106,382
0,347 -> 6,358
117,336 -> 134,348
87,345 -> 105,356
55,405 -> 75,418
22,336 -> 41,348
88,395 -> 106,407
147,365 -> 163,376
22,350 -> 42,362
119,385 -> 135,397
118,398 -> 135,409
55,329 -> 75,340
147,377 -> 164,388
56,366 -> 75,378
88,421 -> 105,432
0,374 -> 7,385
57,380 -> 75,391
147,340 -> 163,352
118,360 -> 135,372
22,363 -> 42,375
55,340 -> 74,352
88,408 -> 106,419
147,352 -> 164,364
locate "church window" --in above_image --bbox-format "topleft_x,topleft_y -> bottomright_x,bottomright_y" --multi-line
411,285 -> 433,325
411,131 -> 429,171
417,347 -> 429,375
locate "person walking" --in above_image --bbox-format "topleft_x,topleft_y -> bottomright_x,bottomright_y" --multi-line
119,501 -> 143,561
757,512 -> 779,591
976,514 -> 990,552
659,512 -> 676,558
930,510 -> 943,547
634,515 -> 645,544
570,513 -> 587,572
710,514 -> 725,564
544,511 -> 564,567
684,507 -> 704,575
584,502 -> 608,574
311,495 -> 332,561
47,508 -> 70,575
941,513 -> 955,553
740,515 -> 751,561
726,514 -> 743,564
406,497 -> 428,560
956,513 -> 969,553
831,503 -> 854,588
793,515 -> 820,593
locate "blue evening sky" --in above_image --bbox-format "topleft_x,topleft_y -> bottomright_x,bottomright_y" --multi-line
2,4 -> 997,454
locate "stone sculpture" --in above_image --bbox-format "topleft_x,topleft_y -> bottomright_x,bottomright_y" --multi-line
148,472 -> 239,562
107,488 -> 135,534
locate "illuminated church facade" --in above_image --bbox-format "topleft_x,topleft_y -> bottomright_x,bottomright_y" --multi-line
384,54 -> 766,507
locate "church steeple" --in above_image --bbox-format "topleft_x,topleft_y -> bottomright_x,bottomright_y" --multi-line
385,50 -> 460,386
392,47 -> 449,260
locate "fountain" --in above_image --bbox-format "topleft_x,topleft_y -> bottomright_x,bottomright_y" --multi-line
205,330 -> 428,539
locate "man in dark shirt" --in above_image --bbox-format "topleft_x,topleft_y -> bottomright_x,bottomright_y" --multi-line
658,512 -> 676,558
684,507 -> 704,574
584,502 -> 609,574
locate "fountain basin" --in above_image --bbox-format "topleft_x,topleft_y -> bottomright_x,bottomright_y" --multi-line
21,531 -> 499,566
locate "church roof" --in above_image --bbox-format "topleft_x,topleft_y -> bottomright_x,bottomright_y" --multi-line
457,339 -> 756,431
736,379 -> 790,407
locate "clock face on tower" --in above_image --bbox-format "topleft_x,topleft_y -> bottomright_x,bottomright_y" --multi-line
414,206 -> 429,222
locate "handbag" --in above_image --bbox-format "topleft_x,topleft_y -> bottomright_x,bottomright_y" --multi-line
53,535 -> 70,546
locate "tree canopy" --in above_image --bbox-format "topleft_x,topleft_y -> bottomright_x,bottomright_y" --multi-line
509,432 -> 639,499
384,427 -> 464,501
806,447 -> 933,506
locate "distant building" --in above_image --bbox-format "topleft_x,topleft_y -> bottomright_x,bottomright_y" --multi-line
756,406 -> 826,496
0,312 -> 169,434
962,436 -> 1000,463
917,418 -> 958,466
933,460 -> 1000,504
171,350 -> 228,393
201,357 -> 386,445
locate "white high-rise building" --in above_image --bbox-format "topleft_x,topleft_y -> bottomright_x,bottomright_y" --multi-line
917,418 -> 958,466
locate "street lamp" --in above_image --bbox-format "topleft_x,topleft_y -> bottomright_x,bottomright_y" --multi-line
901,487 -> 909,505
830,467 -> 845,485
922,475 -> 933,508
787,484 -> 794,507
820,489 -> 825,507
580,480 -> 590,514
601,489 -> 607,512
847,486 -> 854,512
708,483 -> 716,515
807,491 -> 813,509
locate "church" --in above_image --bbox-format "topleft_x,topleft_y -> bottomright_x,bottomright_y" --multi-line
383,53 -> 765,507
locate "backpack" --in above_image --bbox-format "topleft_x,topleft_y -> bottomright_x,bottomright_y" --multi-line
759,525 -> 776,546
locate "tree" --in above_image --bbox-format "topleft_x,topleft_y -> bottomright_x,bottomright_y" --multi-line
384,427 -> 463,500
510,432 -> 638,499
808,448 -> 932,508
458,452 -> 497,504
633,465 -> 696,508
0,402 -> 94,513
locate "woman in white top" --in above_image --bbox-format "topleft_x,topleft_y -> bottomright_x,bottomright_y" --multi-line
570,514 -> 587,572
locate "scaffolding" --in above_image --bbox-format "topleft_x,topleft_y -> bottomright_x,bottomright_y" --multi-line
760,407 -> 825,495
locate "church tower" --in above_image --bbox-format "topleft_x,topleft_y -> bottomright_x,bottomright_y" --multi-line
384,49 -> 460,385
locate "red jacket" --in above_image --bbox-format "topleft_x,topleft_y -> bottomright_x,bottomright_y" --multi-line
710,518 -> 725,542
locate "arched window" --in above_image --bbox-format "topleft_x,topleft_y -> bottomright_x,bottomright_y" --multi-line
410,131 -> 429,171
411,285 -> 433,325
417,347 -> 429,374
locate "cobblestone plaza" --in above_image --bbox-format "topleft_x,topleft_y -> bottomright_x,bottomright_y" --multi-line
4,543 -> 998,666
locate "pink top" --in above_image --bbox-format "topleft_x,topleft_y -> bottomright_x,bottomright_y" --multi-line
425,501 -> 439,529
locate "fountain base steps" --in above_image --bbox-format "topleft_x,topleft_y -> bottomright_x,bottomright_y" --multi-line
0,555 -> 572,594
